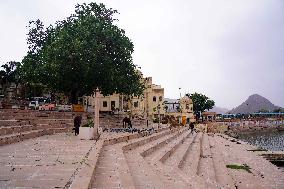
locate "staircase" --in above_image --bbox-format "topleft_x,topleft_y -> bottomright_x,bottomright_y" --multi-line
90,128 -> 284,189
0,111 -> 74,146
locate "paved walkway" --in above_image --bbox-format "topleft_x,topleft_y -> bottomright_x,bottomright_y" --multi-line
0,133 -> 95,189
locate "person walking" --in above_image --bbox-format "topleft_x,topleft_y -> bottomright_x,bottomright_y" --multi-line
190,122 -> 195,134
74,114 -> 82,136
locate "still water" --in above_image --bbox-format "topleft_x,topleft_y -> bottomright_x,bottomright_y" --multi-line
238,131 -> 284,151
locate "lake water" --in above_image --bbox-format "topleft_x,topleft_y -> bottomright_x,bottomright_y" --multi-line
238,131 -> 284,151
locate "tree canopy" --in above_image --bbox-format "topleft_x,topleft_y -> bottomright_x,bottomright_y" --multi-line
186,92 -> 215,119
21,2 -> 144,103
0,61 -> 21,96
0,61 -> 21,84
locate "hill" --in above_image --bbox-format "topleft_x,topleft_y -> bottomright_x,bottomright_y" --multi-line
228,94 -> 281,114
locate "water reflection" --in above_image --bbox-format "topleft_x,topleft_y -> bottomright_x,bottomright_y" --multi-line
238,131 -> 284,151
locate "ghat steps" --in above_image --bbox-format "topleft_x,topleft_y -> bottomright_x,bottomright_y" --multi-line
0,111 -> 74,146
90,128 -> 284,189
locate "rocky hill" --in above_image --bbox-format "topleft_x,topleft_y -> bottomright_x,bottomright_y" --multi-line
228,94 -> 281,114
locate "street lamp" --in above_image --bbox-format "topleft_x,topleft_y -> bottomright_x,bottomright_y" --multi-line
178,87 -> 182,124
157,104 -> 161,128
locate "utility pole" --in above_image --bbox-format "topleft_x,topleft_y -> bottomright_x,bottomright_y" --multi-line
158,104 -> 161,128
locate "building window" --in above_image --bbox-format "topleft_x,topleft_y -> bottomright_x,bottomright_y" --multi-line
103,101 -> 107,107
186,104 -> 189,109
134,101 -> 138,108
159,96 -> 163,101
153,96 -> 156,102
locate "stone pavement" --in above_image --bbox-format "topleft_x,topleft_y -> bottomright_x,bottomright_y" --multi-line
0,133 -> 96,189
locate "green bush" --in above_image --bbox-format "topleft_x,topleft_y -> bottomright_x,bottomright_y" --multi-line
82,119 -> 94,128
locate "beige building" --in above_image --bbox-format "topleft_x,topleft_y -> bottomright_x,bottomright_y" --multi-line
83,93 -> 121,112
83,74 -> 165,120
124,76 -> 165,119
126,76 -> 165,119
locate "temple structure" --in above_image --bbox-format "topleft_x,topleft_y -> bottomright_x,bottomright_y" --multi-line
165,96 -> 195,124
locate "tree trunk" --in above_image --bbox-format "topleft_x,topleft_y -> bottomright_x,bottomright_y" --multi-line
70,90 -> 78,104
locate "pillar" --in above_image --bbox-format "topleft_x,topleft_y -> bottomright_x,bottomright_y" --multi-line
94,87 -> 100,139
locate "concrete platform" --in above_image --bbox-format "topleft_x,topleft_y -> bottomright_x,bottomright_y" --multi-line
0,133 -> 96,189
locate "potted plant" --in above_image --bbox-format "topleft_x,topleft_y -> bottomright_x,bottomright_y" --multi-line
78,117 -> 95,140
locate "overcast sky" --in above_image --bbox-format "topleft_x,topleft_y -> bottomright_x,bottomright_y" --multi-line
0,0 -> 283,109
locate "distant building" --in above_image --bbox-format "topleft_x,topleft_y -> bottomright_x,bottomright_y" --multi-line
202,111 -> 217,121
143,77 -> 165,119
165,96 -> 195,124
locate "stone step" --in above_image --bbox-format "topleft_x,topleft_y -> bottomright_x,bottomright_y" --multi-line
140,129 -> 186,158
197,133 -> 217,184
207,135 -> 235,189
178,133 -> 206,184
0,126 -> 70,146
103,127 -> 169,146
141,129 -> 199,188
149,160 -> 201,188
143,130 -> 218,188
163,132 -> 196,167
0,125 -> 35,136
124,128 -> 196,188
123,129 -> 188,189
176,132 -> 221,188
159,131 -> 211,188
122,128 -> 174,152
91,128 -> 176,188
143,130 -> 200,188
0,122 -> 72,135
179,132 -> 202,175
0,120 -> 30,127
124,148 -> 167,189
50,127 -> 70,134
147,129 -> 190,163
0,129 -> 47,145
92,144 -> 135,189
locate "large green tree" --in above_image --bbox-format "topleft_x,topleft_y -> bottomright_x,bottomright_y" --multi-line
21,2 -> 144,103
186,92 -> 215,120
